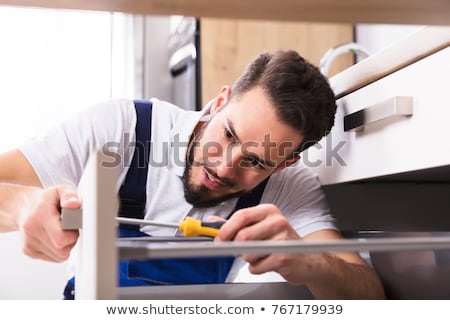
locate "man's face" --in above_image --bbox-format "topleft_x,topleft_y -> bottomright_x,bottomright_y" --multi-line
182,86 -> 303,208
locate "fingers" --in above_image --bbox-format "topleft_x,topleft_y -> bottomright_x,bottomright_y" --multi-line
241,251 -> 305,284
204,215 -> 226,223
22,230 -> 78,262
216,205 -> 265,241
57,186 -> 81,209
245,254 -> 275,274
42,186 -> 80,248
217,203 -> 297,242
20,186 -> 80,262
215,203 -> 308,284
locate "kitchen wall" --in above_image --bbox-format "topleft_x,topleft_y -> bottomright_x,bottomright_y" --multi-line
0,7 -> 135,299
355,24 -> 423,55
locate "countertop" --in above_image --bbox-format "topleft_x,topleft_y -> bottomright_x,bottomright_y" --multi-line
0,0 -> 450,25
330,26 -> 450,98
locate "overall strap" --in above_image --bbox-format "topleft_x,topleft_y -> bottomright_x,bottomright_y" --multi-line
232,177 -> 270,214
118,100 -> 153,228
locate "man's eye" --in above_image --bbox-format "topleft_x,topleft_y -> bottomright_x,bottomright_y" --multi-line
224,128 -> 234,140
243,156 -> 264,169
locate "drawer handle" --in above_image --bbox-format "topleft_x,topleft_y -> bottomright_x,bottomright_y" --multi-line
343,96 -> 413,132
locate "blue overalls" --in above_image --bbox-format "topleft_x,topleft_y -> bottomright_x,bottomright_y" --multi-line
63,100 -> 268,299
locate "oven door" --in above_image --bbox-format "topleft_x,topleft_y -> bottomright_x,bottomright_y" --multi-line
169,42 -> 198,111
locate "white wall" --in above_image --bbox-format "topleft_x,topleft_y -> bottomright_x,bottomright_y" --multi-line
0,7 -> 133,299
0,233 -> 69,299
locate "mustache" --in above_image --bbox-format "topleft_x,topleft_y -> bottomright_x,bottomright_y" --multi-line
203,165 -> 236,188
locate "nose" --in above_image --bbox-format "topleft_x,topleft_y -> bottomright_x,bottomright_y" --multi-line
215,144 -> 242,179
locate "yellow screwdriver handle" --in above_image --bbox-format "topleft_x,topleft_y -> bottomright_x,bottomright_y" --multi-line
179,217 -> 224,237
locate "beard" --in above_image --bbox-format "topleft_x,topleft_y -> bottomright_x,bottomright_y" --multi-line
181,162 -> 247,208
180,123 -> 248,208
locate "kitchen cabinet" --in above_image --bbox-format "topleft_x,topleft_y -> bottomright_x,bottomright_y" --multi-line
301,26 -> 450,236
0,0 -> 449,25
307,29 -> 450,185
200,19 -> 353,105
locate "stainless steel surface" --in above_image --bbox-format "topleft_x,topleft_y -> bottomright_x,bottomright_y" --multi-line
357,232 -> 450,299
61,208 -> 82,230
344,96 -> 413,132
118,236 -> 212,242
118,236 -> 450,261
61,211 -> 180,230
168,16 -> 199,111
169,42 -> 196,73
320,42 -> 371,77
119,282 -> 314,300
116,217 -> 178,228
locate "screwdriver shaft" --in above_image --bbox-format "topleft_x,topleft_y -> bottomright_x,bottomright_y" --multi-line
116,217 -> 179,229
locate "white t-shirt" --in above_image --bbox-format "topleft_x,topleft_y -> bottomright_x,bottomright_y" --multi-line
19,98 -> 337,283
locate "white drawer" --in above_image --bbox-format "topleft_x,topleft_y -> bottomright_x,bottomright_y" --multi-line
307,46 -> 450,185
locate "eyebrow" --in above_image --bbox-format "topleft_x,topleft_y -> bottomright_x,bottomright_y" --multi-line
225,118 -> 277,168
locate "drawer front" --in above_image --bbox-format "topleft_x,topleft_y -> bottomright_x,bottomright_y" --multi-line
306,46 -> 450,185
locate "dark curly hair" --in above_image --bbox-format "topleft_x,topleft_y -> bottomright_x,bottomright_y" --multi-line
230,50 -> 336,154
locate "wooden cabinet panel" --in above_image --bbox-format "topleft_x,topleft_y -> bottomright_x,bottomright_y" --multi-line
1,0 -> 449,26
200,19 -> 353,105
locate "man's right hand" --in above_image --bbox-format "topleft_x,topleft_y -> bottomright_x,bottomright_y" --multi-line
0,149 -> 80,262
19,186 -> 80,262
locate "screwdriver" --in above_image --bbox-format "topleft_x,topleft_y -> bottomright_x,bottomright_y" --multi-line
116,216 -> 225,238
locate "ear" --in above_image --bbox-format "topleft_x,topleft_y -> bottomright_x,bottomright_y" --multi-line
210,85 -> 232,115
273,155 -> 301,173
